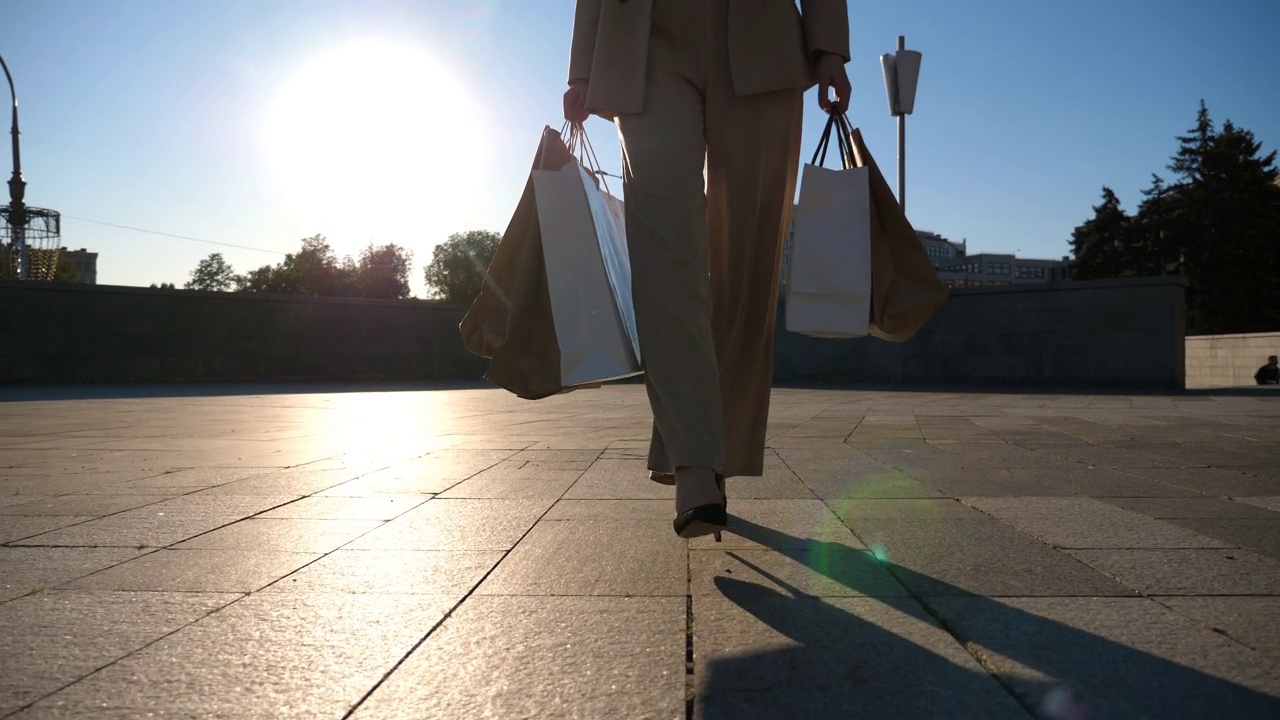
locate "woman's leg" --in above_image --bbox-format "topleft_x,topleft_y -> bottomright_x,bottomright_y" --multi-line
615,17 -> 724,483
704,1 -> 805,478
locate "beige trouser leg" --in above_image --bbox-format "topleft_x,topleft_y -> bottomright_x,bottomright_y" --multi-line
616,0 -> 803,478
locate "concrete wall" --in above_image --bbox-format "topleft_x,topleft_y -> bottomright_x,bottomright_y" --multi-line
0,281 -> 484,383
1185,332 -> 1280,388
774,276 -> 1187,390
2,276 -> 1188,390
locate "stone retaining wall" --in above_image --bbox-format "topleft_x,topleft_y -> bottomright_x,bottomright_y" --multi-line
1185,332 -> 1280,388
773,276 -> 1187,389
2,276 -> 1188,389
0,281 -> 484,383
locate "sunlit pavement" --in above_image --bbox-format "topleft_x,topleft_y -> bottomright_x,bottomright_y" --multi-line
1,383 -> 1278,719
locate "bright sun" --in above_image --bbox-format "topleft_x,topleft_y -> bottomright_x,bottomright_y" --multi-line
264,40 -> 484,254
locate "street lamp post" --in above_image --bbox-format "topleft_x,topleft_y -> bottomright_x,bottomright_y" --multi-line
1,54 -> 27,280
880,36 -> 922,214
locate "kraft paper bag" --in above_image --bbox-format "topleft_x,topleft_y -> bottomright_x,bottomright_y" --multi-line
459,126 -> 641,399
845,122 -> 947,342
786,112 -> 873,339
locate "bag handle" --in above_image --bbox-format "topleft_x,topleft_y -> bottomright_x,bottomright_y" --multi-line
810,109 -> 856,170
560,121 -> 620,194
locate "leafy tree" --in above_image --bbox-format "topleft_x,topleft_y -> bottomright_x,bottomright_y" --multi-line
149,282 -> 177,290
1069,187 -> 1131,280
355,243 -> 414,299
185,252 -> 238,291
423,230 -> 500,304
275,235 -> 344,295
234,265 -> 278,293
235,235 -> 343,295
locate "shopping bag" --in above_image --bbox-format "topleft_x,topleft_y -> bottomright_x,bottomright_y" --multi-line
533,150 -> 641,386
844,120 -> 948,342
459,125 -> 641,399
785,112 -> 873,338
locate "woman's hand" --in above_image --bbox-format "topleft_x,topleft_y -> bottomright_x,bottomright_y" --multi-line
563,80 -> 589,123
814,52 -> 851,114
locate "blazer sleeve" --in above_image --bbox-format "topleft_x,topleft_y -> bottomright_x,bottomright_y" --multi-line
568,0 -> 603,83
799,0 -> 850,61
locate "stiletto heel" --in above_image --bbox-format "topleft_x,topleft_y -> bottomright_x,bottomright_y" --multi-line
673,473 -> 727,539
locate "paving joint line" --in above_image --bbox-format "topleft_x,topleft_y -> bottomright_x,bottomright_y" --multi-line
1,588 -> 246,718
340,453 -> 599,719
684,544 -> 696,720
829,504 -> 1040,718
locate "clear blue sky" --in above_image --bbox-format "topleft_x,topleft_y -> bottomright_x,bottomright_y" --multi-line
2,0 -> 1277,295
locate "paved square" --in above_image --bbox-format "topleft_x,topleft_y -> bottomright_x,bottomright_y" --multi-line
1,384 -> 1277,718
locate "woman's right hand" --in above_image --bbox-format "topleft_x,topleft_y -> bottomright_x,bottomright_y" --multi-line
563,80 -> 589,123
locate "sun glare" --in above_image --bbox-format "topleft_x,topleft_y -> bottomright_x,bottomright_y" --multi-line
264,40 -> 484,254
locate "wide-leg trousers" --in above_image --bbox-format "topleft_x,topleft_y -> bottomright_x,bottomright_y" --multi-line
615,0 -> 803,478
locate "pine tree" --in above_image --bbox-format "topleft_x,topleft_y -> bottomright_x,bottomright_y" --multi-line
1069,187 -> 1131,280
1162,102 -> 1280,333
1132,174 -> 1177,277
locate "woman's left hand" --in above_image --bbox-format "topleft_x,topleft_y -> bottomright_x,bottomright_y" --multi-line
814,52 -> 851,114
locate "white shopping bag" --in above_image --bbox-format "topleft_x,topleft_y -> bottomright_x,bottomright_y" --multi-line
532,161 -> 643,387
785,155 -> 873,338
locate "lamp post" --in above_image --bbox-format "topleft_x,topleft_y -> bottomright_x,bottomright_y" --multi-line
880,36 -> 922,213
0,53 -> 27,280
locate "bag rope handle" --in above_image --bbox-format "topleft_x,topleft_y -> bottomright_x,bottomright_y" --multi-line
560,121 -> 621,194
810,109 -> 857,171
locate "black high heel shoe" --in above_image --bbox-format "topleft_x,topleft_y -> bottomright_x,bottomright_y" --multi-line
673,473 -> 727,541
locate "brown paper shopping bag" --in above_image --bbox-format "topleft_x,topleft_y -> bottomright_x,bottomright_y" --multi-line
459,125 -> 641,399
458,126 -> 570,399
845,124 -> 947,342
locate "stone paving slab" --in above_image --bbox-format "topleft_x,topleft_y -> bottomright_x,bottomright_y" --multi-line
475,520 -> 686,596
349,596 -> 686,720
0,494 -> 175,517
1068,547 -> 1280,595
11,510 -> 248,548
693,594 -> 1028,719
1160,517 -> 1280,559
0,547 -> 150,602
1114,466 -> 1280,497
847,517 -> 1135,597
2,384 -> 1278,718
0,590 -> 237,716
1239,496 -> 1280,512
1156,596 -> 1280,661
344,498 -> 551,552
926,596 -> 1280,718
0,516 -> 96,545
14,593 -> 458,719
63,548 -> 322,593
257,495 -> 427,521
1100,495 -> 1280,519
961,497 -> 1236,549
690,548 -> 908,598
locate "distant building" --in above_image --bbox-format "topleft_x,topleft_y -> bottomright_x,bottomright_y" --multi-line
62,248 -> 98,284
778,211 -> 1070,294
917,230 -> 966,266
927,230 -> 1071,288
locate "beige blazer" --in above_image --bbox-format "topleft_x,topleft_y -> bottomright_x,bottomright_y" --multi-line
569,0 -> 850,116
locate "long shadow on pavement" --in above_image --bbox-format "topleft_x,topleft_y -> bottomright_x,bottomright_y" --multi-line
698,518 -> 1280,719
